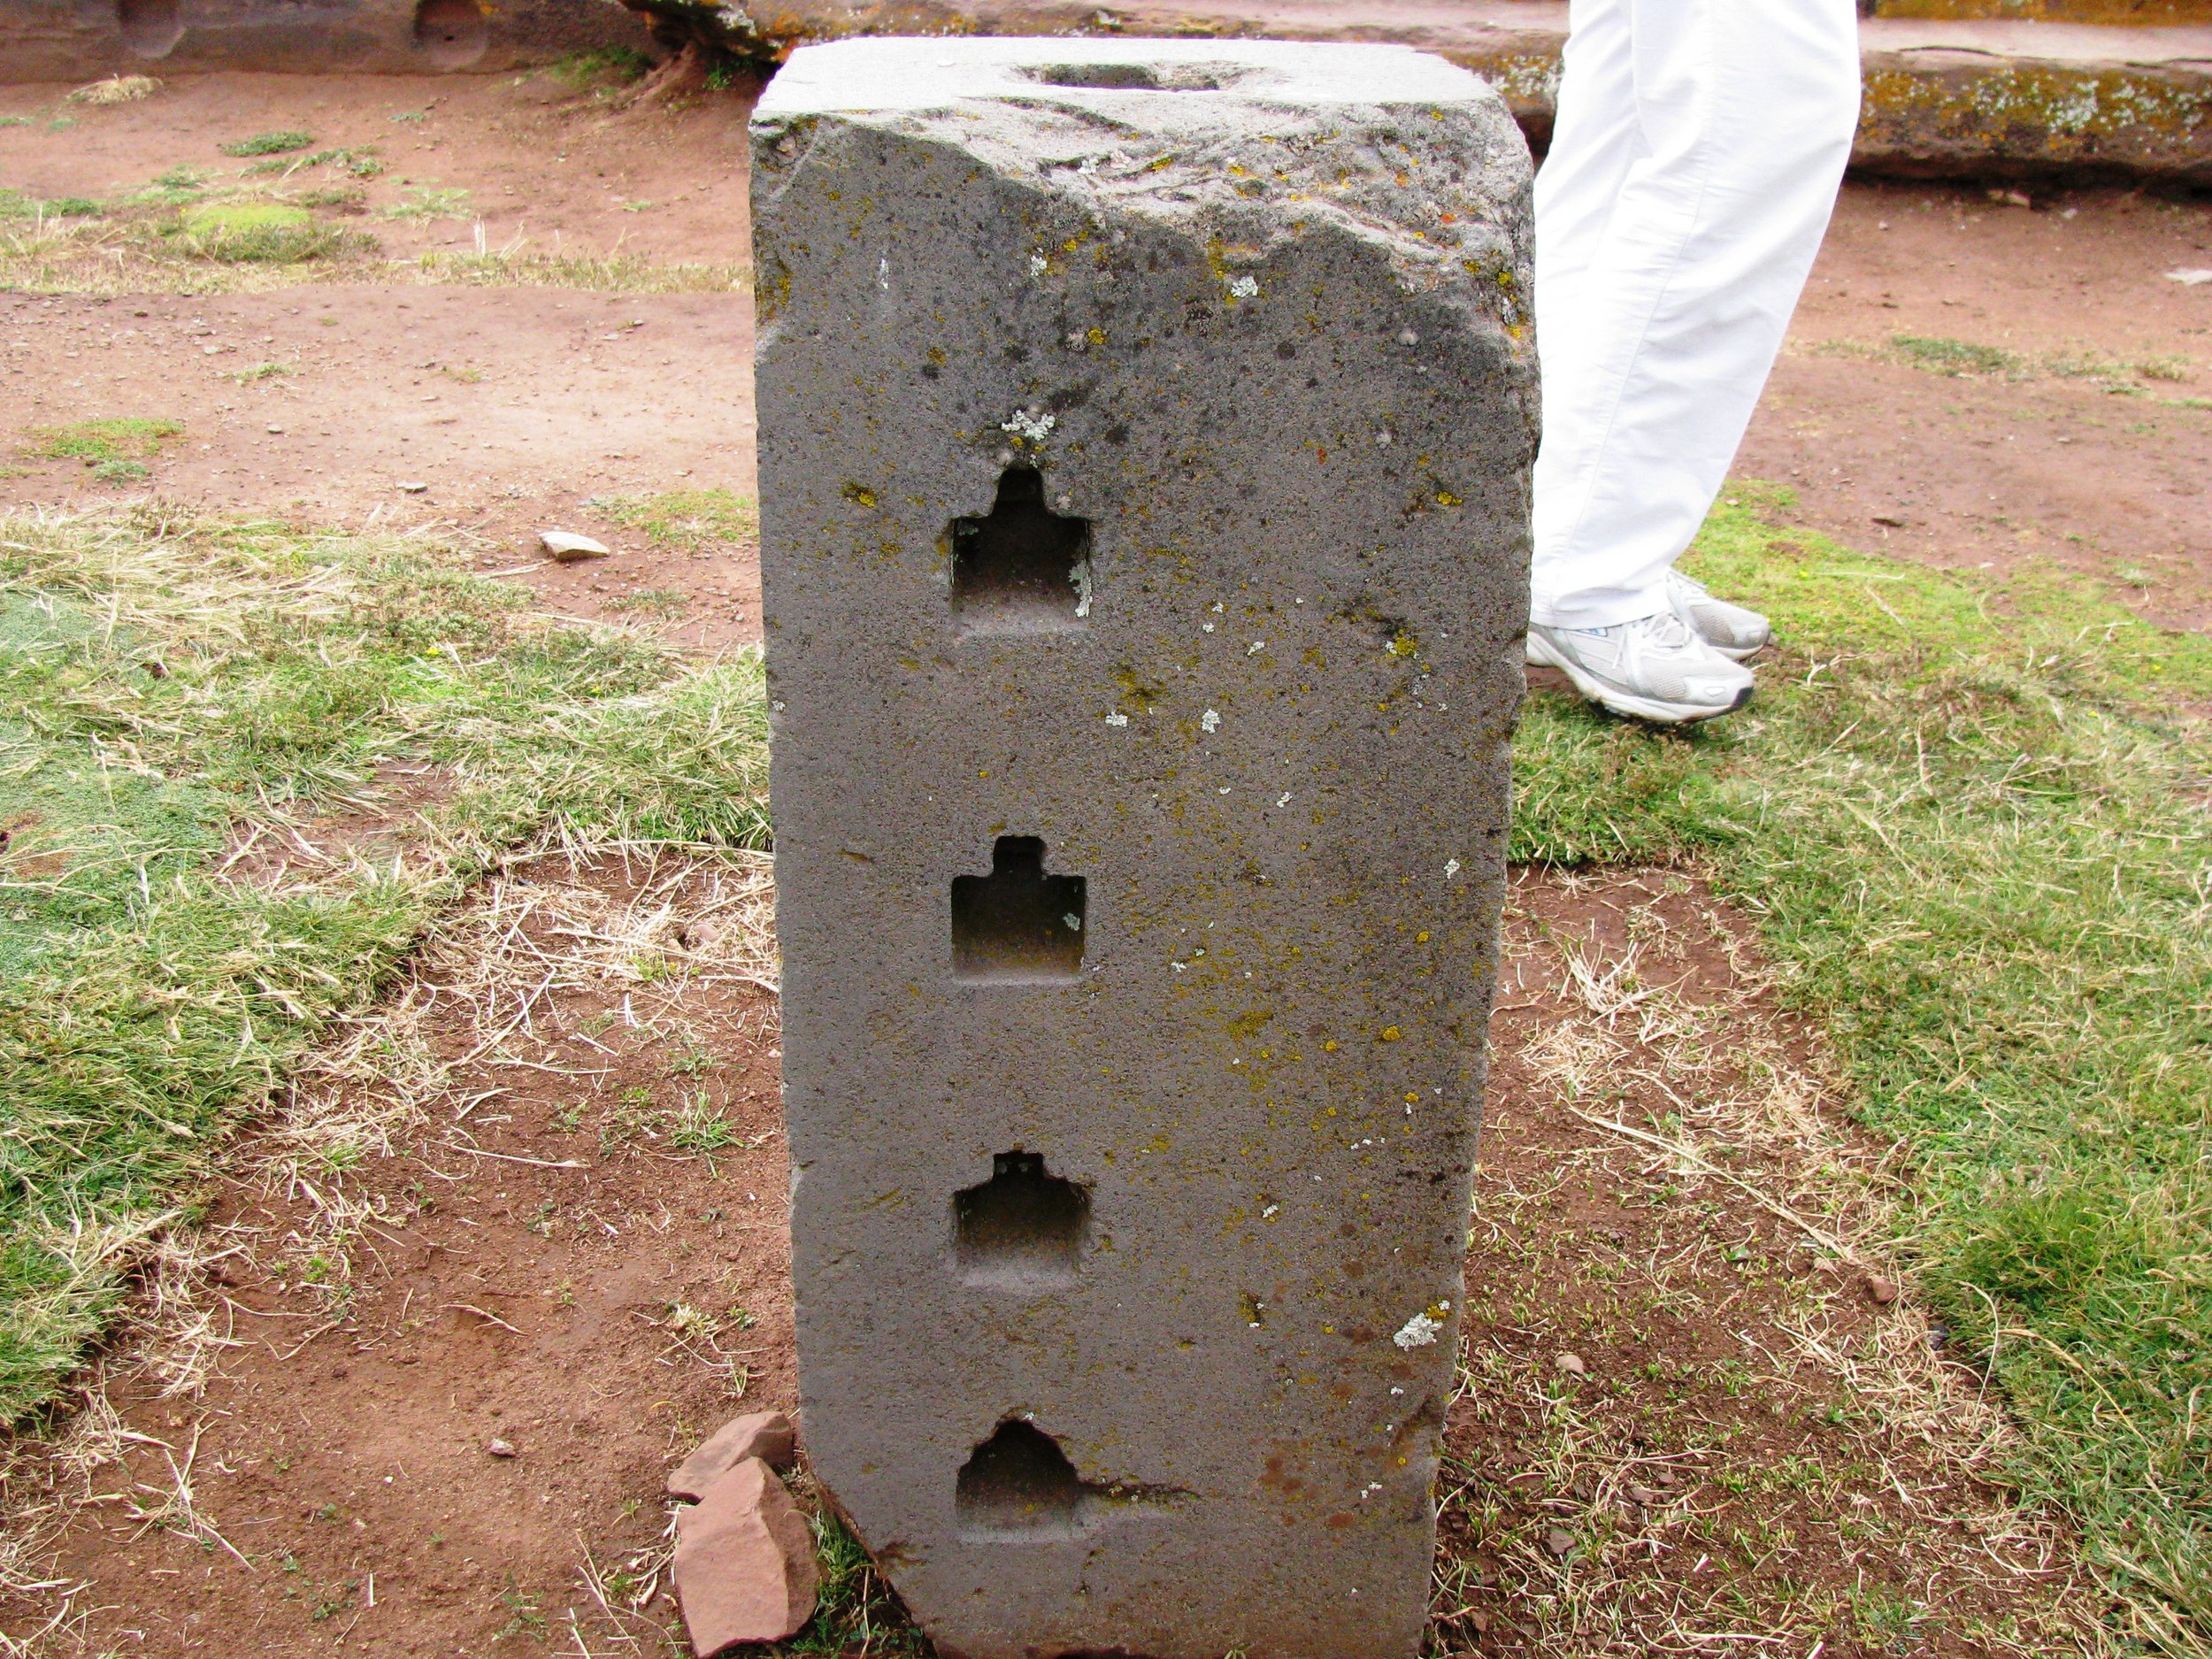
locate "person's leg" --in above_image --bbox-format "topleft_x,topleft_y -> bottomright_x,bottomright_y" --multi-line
1530,0 -> 1861,632
1532,0 -> 1640,333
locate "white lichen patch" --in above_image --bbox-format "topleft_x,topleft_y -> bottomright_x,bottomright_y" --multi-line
1444,858 -> 1462,879
1002,408 -> 1056,442
1104,711 -> 1129,728
1201,709 -> 1222,733
1392,1300 -> 1452,1349
1226,273 -> 1259,299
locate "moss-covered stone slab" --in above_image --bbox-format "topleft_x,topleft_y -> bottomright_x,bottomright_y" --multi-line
631,0 -> 2212,185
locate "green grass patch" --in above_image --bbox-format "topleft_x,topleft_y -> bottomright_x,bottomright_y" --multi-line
26,418 -> 184,470
591,488 -> 757,555
168,202 -> 370,265
786,1508 -> 925,1656
219,130 -> 315,157
381,187 -> 472,223
543,47 -> 656,89
1890,333 -> 2020,376
0,189 -> 104,221
0,507 -> 771,1421
1514,486 -> 2212,1647
1815,334 -> 2200,396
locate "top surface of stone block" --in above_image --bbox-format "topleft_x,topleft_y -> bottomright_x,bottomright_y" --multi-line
754,35 -> 1494,114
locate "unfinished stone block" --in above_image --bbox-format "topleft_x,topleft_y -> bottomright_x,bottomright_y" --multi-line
753,36 -> 1535,1659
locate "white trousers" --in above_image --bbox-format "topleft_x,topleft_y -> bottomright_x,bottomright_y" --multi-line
1529,0 -> 1862,628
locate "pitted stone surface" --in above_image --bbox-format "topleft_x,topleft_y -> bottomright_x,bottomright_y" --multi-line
753,36 -> 1535,1659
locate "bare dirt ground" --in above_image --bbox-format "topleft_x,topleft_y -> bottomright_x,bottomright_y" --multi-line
1,63 -> 2197,1659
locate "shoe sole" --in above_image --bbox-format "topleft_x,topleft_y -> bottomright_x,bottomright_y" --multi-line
1525,631 -> 1753,726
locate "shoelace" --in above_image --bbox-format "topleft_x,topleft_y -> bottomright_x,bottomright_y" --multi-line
1606,609 -> 1696,649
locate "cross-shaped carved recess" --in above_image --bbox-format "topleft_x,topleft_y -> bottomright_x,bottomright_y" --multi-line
949,466 -> 1093,634
955,1151 -> 1090,1287
950,836 -> 1086,981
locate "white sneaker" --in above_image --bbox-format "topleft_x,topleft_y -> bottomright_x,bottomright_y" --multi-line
1526,608 -> 1755,725
1667,569 -> 1771,660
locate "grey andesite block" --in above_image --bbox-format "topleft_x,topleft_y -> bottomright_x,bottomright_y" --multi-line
752,36 -> 1535,1659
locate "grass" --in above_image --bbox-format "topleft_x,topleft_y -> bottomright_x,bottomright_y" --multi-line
381,187 -> 472,223
66,76 -> 161,106
785,1505 -> 926,1657
244,147 -> 385,181
0,506 -> 771,1423
591,488 -> 758,555
24,418 -> 184,483
0,161 -> 747,296
218,131 -> 316,158
1814,333 -> 2199,395
167,202 -> 372,265
1513,486 -> 2212,1651
543,48 -> 656,90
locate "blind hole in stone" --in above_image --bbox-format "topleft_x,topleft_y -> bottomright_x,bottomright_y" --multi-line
956,1152 -> 1089,1286
950,466 -> 1092,634
1025,62 -> 1240,91
952,837 -> 1085,981
956,1420 -> 1092,1540
117,0 -> 184,58
412,0 -> 488,69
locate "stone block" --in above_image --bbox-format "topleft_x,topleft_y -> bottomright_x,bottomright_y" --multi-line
752,36 -> 1535,1659
0,0 -> 652,82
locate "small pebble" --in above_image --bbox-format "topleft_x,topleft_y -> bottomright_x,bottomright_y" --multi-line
1554,1351 -> 1587,1378
487,1438 -> 518,1458
1544,1527 -> 1575,1558
397,480 -> 428,493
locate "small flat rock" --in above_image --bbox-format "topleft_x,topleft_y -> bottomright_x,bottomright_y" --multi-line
397,481 -> 429,493
487,1437 -> 517,1458
2165,268 -> 2212,286
1553,1351 -> 1587,1378
1864,1273 -> 1901,1305
540,530 -> 611,562
1543,1527 -> 1576,1558
673,1457 -> 818,1652
667,1409 -> 798,1503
